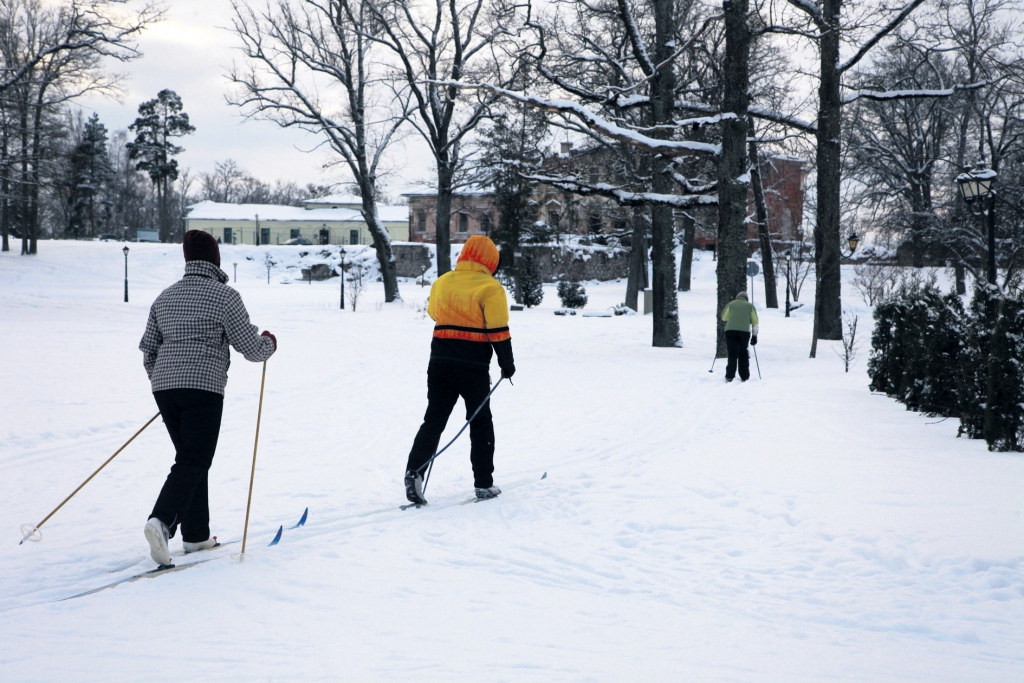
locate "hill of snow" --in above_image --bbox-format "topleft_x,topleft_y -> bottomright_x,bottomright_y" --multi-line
1,241 -> 1021,681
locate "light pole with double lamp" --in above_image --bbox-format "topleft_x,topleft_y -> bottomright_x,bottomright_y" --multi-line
784,251 -> 791,318
123,245 -> 130,303
956,163 -> 999,286
339,246 -> 346,310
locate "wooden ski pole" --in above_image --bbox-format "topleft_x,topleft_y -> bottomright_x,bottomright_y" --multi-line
240,361 -> 268,558
20,413 -> 160,544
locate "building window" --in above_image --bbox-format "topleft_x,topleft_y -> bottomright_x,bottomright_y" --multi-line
290,229 -> 300,239
589,168 -> 600,185
458,213 -> 468,233
350,229 -> 359,245
417,211 -> 427,233
588,212 -> 602,234
548,211 -> 560,229
319,228 -> 330,245
224,227 -> 233,244
480,213 -> 491,235
261,228 -> 270,245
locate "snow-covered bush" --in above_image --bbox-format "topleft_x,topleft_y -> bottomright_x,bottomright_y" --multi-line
556,280 -> 587,309
868,282 -> 1024,451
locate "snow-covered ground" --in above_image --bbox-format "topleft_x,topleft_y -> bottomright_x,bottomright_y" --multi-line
1,241 -> 1021,682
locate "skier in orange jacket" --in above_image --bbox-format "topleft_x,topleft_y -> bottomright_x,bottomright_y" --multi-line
404,235 -> 515,505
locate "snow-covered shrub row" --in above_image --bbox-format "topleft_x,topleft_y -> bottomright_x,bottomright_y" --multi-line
868,281 -> 1024,452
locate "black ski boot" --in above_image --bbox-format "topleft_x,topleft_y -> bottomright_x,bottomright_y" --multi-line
405,470 -> 427,506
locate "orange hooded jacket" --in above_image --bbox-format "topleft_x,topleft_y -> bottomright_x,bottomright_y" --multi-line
427,235 -> 514,371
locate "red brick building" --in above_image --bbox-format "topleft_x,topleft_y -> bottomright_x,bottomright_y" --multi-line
404,153 -> 805,249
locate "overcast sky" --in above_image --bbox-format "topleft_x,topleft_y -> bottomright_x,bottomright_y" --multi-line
76,0 -> 425,197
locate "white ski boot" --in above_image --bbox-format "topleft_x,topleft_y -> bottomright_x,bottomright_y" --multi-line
144,517 -> 173,567
183,537 -> 218,553
475,486 -> 501,500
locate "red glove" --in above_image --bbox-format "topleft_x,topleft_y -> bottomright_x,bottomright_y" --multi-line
261,330 -> 277,350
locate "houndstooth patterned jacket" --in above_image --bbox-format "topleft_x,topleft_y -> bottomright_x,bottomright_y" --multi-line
140,260 -> 275,395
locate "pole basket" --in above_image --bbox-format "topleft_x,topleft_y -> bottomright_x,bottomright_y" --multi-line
20,525 -> 42,544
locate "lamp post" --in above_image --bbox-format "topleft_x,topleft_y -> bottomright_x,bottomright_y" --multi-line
339,246 -> 346,310
123,245 -> 130,303
841,232 -> 860,258
957,163 -> 999,285
233,262 -> 238,283
420,264 -> 427,287
784,251 -> 791,318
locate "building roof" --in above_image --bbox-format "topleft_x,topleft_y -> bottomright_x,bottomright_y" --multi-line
302,193 -> 363,208
186,200 -> 407,223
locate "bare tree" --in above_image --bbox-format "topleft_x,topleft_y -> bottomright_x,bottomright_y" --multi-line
362,0 -> 521,275
230,0 -> 409,301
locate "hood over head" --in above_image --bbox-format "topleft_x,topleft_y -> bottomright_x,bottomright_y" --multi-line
456,235 -> 500,274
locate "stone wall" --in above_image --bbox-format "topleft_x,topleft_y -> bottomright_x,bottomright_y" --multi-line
392,243 -> 433,277
393,242 -> 628,282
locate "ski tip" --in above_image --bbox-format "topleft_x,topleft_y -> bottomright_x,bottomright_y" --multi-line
297,507 -> 308,528
268,525 -> 283,547
541,472 -> 547,479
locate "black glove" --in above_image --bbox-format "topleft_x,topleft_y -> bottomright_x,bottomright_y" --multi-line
501,364 -> 516,379
750,335 -> 757,346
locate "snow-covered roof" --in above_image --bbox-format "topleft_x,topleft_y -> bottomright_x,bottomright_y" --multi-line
303,193 -> 363,208
186,200 -> 408,223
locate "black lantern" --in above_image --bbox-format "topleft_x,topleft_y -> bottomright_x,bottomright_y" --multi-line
957,164 -> 996,205
122,246 -> 130,303
847,233 -> 860,254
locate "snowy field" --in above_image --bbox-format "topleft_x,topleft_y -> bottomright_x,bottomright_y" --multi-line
1,241 -> 1022,682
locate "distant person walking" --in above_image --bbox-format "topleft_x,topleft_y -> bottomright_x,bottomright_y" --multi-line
404,235 -> 515,506
139,230 -> 277,567
721,291 -> 759,383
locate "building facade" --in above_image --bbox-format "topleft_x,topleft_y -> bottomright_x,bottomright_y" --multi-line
185,194 -> 409,246
404,150 -> 805,250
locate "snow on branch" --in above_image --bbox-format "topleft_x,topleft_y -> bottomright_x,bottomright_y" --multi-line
843,82 -> 985,104
839,0 -> 928,74
785,0 -> 823,23
524,173 -> 719,208
677,100 -> 817,132
434,81 -> 722,157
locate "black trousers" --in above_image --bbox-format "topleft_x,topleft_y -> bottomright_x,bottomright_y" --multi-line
406,364 -> 495,489
150,388 -> 224,542
725,330 -> 751,381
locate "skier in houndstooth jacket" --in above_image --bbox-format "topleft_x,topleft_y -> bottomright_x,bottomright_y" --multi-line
140,230 -> 276,566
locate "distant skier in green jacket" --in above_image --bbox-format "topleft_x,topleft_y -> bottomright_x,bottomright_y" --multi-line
721,291 -> 759,382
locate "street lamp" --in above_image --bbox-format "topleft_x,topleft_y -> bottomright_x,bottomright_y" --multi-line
784,250 -> 792,318
339,246 -> 346,310
847,232 -> 860,254
122,245 -> 130,303
233,262 -> 238,283
420,264 -> 427,287
957,163 -> 999,285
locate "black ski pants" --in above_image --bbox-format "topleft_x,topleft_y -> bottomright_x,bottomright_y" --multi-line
150,388 -> 223,543
406,364 -> 495,489
725,330 -> 751,382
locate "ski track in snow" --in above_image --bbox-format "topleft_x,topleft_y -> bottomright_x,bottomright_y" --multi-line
1,242 -> 1022,682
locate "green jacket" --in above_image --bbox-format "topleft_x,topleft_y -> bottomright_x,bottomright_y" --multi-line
722,299 -> 759,333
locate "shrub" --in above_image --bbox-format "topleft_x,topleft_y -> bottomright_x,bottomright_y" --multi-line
556,280 -> 588,309
520,254 -> 544,308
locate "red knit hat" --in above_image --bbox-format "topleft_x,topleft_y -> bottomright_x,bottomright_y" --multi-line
183,230 -> 221,267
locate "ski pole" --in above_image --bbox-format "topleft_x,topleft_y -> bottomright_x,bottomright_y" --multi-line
20,412 -> 160,544
419,376 -> 505,494
240,361 -> 268,558
752,345 -> 761,379
709,355 -> 717,373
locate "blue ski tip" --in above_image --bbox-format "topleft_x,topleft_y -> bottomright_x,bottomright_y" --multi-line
542,472 -> 547,479
268,525 -> 283,546
291,507 -> 308,529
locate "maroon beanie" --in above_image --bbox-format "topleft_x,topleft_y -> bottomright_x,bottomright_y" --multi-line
183,230 -> 221,267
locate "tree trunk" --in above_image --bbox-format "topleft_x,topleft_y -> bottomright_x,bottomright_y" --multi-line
716,0 -> 751,357
625,207 -> 646,311
435,163 -> 454,276
360,191 -> 401,302
814,0 -> 844,341
748,127 -> 778,308
678,211 -> 695,291
648,0 -> 681,346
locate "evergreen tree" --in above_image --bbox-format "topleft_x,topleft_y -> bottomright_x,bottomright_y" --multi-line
983,293 -> 1024,451
519,253 -> 544,308
557,280 -> 587,309
128,90 -> 195,242
67,114 -> 111,239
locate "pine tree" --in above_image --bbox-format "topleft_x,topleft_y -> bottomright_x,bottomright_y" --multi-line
519,253 -> 544,308
557,280 -> 587,309
67,114 -> 112,239
983,293 -> 1024,451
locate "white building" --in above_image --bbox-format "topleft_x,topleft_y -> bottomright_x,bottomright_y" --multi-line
184,194 -> 409,246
